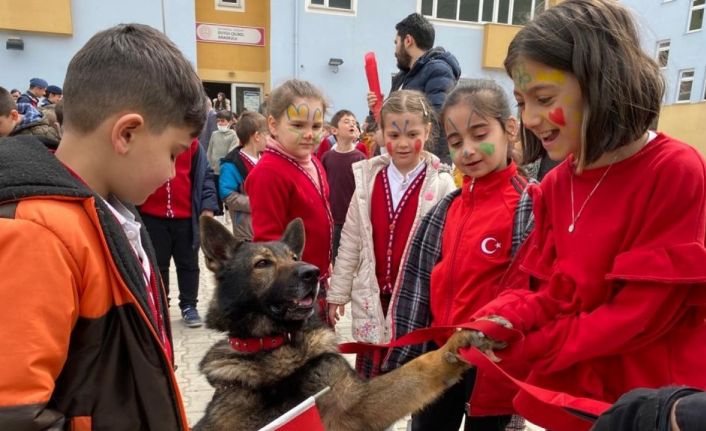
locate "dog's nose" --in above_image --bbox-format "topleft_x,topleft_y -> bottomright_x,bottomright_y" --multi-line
297,265 -> 320,283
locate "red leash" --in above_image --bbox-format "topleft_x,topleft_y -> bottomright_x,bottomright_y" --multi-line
339,321 -> 611,422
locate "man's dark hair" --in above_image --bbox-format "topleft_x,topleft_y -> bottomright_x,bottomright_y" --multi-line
330,109 -> 355,129
0,86 -> 17,116
62,23 -> 207,137
235,111 -> 267,144
216,110 -> 233,121
395,13 -> 435,51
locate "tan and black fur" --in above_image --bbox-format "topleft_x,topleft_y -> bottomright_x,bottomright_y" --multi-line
195,217 -> 476,431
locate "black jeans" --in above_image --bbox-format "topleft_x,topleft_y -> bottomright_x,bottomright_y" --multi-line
141,214 -> 199,310
412,367 -> 512,431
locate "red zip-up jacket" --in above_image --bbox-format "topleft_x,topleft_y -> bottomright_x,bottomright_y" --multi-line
430,162 -> 525,415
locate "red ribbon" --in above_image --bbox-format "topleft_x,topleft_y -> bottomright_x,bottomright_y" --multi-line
338,321 -> 611,422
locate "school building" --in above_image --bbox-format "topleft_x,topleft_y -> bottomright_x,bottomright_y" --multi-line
1,0 -> 704,148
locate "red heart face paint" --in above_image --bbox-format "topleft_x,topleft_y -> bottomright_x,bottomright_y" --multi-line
548,108 -> 566,126
386,141 -> 393,154
414,139 -> 422,153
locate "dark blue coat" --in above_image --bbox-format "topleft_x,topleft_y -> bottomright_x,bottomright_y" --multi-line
391,47 -> 461,164
391,47 -> 461,111
191,145 -> 219,249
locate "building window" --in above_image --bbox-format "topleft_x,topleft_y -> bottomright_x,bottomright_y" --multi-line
688,0 -> 704,32
677,69 -> 695,103
215,0 -> 245,12
421,0 -> 546,25
656,40 -> 670,68
309,0 -> 353,10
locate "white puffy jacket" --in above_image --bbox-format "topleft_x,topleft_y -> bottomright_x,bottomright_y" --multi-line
327,152 -> 456,343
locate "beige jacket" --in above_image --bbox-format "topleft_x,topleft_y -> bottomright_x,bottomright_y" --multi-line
328,152 -> 456,343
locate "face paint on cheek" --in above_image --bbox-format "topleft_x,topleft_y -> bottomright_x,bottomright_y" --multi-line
449,149 -> 455,160
414,139 -> 422,153
479,142 -> 495,156
386,141 -> 393,154
548,108 -> 566,127
287,127 -> 303,145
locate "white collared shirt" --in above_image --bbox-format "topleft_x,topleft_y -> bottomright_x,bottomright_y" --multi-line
387,160 -> 425,211
242,150 -> 260,165
101,195 -> 151,284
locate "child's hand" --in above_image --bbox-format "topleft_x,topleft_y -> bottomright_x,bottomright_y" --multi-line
201,210 -> 214,217
327,303 -> 345,326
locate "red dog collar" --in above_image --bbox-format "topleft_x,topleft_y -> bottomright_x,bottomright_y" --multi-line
229,333 -> 291,354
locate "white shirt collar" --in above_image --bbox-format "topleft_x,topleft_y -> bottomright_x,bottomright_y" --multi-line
242,150 -> 260,165
386,159 -> 426,211
101,195 -> 151,283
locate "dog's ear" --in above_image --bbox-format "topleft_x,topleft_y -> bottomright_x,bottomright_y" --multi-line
200,215 -> 242,272
281,218 -> 305,257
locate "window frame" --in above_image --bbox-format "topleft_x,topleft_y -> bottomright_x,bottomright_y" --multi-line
306,0 -> 357,16
676,69 -> 695,103
419,0 -> 547,26
687,0 -> 704,33
656,39 -> 670,69
215,0 -> 245,12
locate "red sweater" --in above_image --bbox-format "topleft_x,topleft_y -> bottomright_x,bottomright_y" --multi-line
430,162 -> 524,415
474,134 -> 706,430
139,140 -> 196,218
245,148 -> 333,278
371,168 -> 425,298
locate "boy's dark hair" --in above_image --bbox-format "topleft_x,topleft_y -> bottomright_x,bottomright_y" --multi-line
62,24 -> 207,137
55,99 -> 64,126
330,109 -> 355,129
236,111 -> 267,144
395,13 -> 435,51
0,86 -> 17,116
267,79 -> 327,122
216,110 -> 233,121
504,0 -> 664,171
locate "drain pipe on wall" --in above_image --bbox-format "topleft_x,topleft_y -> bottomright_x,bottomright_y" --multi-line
293,0 -> 300,78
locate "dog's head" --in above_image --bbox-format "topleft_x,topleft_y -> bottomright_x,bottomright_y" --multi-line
200,216 -> 320,336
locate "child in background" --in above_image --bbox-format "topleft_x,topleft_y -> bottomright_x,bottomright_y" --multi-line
0,23 -> 206,428
139,139 -> 219,328
207,110 -> 239,214
321,109 -> 367,260
245,79 -> 334,324
219,111 -> 268,241
327,90 -> 456,378
460,1 -> 706,429
385,80 -> 528,430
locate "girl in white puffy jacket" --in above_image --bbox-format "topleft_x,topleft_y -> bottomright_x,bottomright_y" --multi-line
327,90 -> 456,378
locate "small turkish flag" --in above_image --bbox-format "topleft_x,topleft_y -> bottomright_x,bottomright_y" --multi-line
259,388 -> 329,431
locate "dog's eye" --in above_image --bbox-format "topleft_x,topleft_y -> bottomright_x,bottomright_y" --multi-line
254,259 -> 272,269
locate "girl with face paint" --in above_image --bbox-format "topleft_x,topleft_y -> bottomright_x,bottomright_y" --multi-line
459,1 -> 706,430
245,79 -> 335,325
384,80 -> 530,431
327,90 -> 456,379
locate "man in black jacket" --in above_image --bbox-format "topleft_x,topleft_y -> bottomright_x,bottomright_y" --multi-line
368,13 -> 461,164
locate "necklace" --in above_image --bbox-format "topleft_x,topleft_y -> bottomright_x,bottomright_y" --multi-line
568,159 -> 616,233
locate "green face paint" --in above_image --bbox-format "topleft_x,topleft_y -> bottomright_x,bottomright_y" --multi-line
287,127 -> 304,145
479,142 -> 495,156
449,149 -> 456,160
512,63 -> 532,92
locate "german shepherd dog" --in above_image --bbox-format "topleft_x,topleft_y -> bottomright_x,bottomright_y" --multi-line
195,217 -> 476,431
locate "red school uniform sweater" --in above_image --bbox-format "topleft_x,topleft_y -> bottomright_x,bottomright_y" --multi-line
245,147 -> 333,278
371,167 -> 426,305
139,140 -> 196,218
474,133 -> 706,430
430,162 -> 525,415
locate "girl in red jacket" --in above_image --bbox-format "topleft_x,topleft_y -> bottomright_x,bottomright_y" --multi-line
462,1 -> 706,430
387,80 -> 529,431
244,79 -> 333,323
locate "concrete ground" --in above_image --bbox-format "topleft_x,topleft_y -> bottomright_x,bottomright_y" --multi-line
169,218 -> 541,430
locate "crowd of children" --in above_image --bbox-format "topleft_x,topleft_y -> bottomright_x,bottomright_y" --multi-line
2,0 -> 706,430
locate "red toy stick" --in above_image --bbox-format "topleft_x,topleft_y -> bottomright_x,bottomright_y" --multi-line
364,52 -> 383,121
